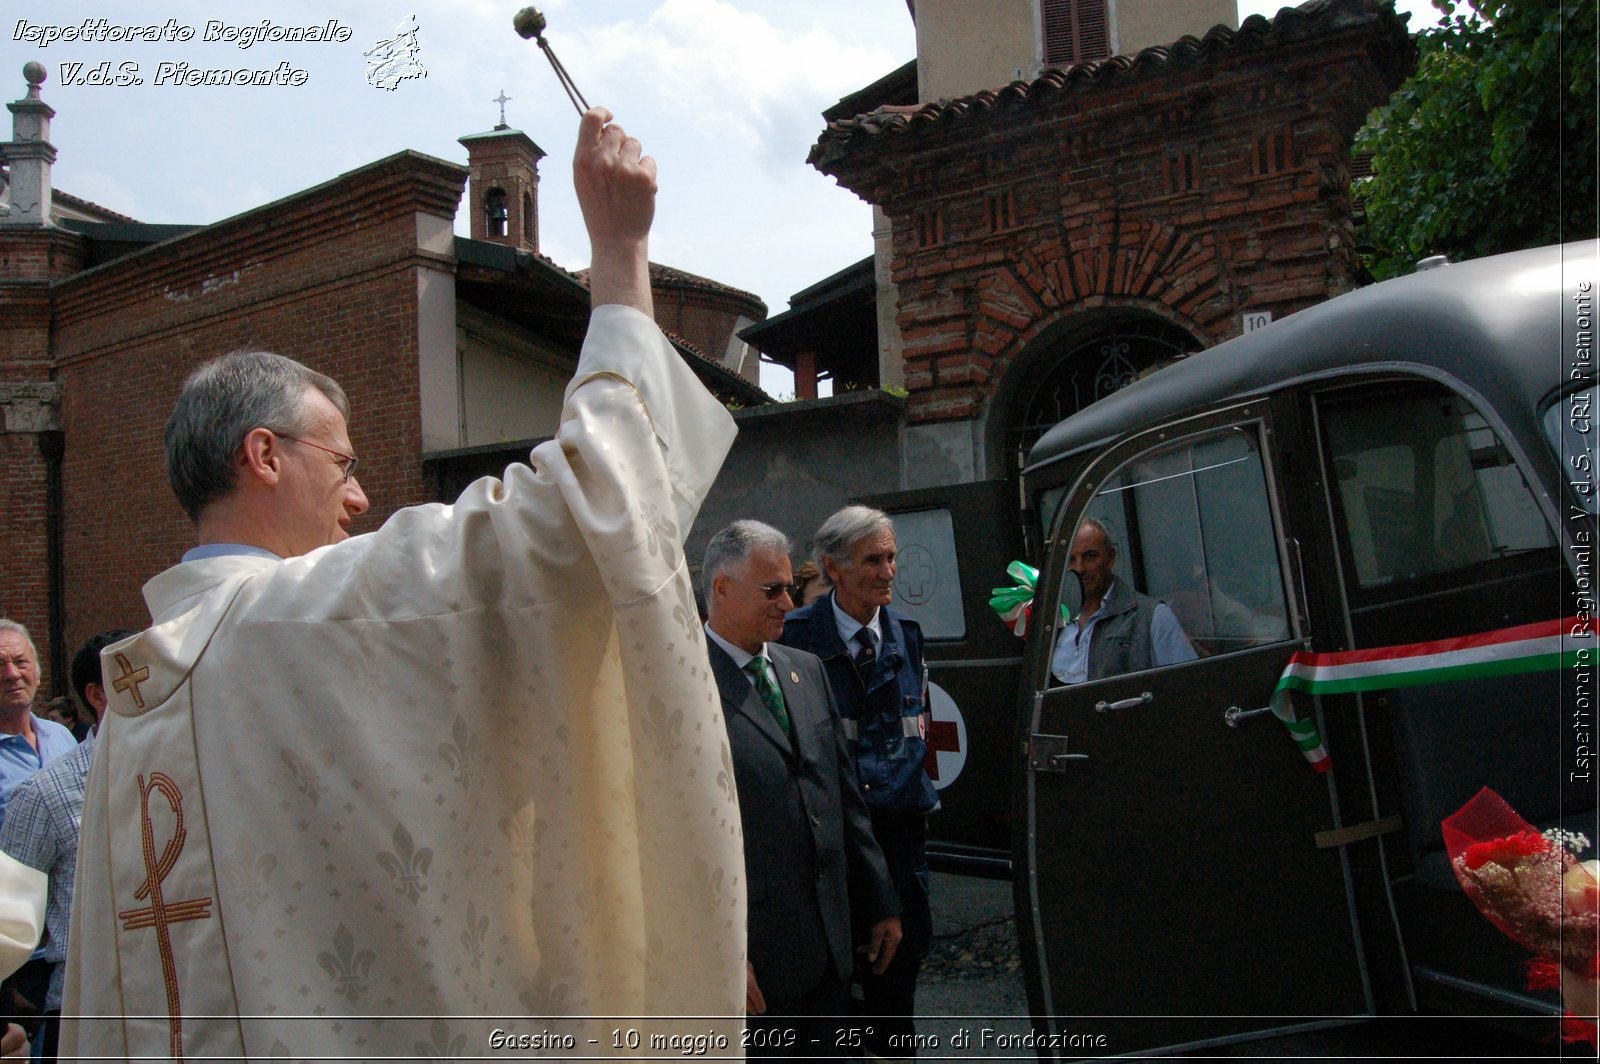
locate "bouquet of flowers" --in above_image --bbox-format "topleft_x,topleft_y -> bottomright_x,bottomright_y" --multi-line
1443,787 -> 1598,1046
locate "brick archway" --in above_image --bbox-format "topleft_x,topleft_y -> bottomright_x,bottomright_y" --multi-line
1004,308 -> 1196,470
894,213 -> 1242,434
1001,309 -> 1202,471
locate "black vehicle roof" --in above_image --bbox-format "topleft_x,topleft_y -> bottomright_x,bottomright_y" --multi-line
1026,240 -> 1598,475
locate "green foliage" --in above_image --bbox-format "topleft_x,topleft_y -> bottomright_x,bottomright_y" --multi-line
1355,0 -> 1597,279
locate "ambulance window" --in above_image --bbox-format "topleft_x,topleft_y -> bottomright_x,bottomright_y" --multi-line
1323,388 -> 1556,589
887,508 -> 966,640
1543,384 -> 1598,515
1053,424 -> 1292,682
1039,485 -> 1069,536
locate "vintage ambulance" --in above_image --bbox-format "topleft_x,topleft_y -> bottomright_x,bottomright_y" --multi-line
877,239 -> 1597,1051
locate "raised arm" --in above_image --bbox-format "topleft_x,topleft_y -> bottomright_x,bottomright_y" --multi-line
574,106 -> 656,316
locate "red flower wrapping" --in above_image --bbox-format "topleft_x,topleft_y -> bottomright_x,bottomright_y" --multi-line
1527,957 -> 1563,991
1442,787 -> 1598,1047
1443,788 -> 1596,971
1462,830 -> 1551,871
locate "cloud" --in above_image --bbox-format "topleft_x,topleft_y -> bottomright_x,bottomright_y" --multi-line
569,0 -> 902,169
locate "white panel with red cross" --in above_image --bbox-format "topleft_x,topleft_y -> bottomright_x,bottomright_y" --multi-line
920,681 -> 966,789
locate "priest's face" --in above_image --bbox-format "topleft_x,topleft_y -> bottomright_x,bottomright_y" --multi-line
711,547 -> 795,655
0,631 -> 40,721
276,386 -> 370,557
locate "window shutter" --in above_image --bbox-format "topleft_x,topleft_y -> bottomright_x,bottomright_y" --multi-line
1043,0 -> 1111,68
1042,0 -> 1075,66
1074,0 -> 1110,63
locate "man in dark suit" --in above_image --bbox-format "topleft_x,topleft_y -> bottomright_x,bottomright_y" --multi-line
702,520 -> 901,1060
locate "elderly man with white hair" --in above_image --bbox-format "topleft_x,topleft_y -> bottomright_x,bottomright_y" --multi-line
0,620 -> 68,1031
0,621 -> 76,827
780,506 -> 937,1061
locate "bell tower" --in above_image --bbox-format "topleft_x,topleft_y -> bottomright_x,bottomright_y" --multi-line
459,95 -> 545,253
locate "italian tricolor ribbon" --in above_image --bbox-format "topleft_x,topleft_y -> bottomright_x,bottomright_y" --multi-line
1270,618 -> 1586,773
989,560 -> 1070,638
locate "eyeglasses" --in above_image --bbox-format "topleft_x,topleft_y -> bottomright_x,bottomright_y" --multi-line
279,435 -> 359,483
736,578 -> 800,602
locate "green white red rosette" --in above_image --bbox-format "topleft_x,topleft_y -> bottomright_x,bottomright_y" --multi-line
988,560 -> 1069,637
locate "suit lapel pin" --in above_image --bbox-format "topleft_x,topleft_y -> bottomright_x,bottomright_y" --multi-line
789,671 -> 800,684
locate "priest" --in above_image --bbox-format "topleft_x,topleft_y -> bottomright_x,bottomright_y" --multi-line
63,107 -> 747,1060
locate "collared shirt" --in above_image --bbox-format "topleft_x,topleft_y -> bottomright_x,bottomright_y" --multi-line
0,732 -> 94,1010
1050,580 -> 1196,685
182,543 -> 283,563
829,595 -> 882,656
0,715 -> 77,827
705,624 -> 765,687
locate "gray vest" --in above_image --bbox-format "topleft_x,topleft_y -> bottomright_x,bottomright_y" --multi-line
1086,581 -> 1163,682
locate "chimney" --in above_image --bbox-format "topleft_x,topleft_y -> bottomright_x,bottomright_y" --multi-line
1,62 -> 56,226
458,124 -> 546,254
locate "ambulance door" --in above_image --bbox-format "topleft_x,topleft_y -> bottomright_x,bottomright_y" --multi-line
1015,403 -> 1370,1054
1309,379 -> 1589,1015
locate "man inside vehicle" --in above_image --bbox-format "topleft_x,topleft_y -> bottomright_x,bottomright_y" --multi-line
1051,517 -> 1197,684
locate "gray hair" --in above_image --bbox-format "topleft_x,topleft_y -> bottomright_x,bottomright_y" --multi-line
0,619 -> 36,661
814,505 -> 894,571
703,520 -> 791,586
165,350 -> 350,522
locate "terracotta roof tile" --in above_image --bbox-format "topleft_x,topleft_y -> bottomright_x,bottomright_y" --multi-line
647,262 -> 765,308
662,328 -> 770,404
810,0 -> 1410,173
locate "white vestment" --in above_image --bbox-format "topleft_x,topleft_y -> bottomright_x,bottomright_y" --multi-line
63,307 -> 748,1060
0,850 -> 44,979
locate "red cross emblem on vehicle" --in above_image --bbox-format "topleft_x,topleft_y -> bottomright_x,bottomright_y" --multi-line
921,682 -> 967,786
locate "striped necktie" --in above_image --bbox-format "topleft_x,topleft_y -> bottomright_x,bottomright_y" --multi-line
854,628 -> 877,675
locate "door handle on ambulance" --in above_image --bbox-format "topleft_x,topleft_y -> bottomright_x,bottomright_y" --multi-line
1223,705 -> 1274,728
1094,692 -> 1153,713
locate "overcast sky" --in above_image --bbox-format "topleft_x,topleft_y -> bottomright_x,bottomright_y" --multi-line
2,1 -> 1444,392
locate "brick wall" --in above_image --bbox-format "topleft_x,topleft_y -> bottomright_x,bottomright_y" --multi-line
811,0 -> 1414,426
0,432 -> 54,690
652,283 -> 763,372
0,228 -> 89,693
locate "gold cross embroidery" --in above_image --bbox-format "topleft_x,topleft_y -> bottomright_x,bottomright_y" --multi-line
117,772 -> 214,1063
112,653 -> 149,709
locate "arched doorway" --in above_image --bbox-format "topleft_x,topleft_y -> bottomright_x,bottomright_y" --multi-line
1005,313 -> 1201,472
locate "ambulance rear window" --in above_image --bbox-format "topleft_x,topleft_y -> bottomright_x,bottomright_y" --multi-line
1323,388 -> 1556,588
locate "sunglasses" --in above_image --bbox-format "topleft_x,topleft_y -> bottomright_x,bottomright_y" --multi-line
737,579 -> 800,602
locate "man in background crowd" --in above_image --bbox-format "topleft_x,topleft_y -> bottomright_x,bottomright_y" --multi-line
0,629 -> 134,1062
0,620 -> 74,1045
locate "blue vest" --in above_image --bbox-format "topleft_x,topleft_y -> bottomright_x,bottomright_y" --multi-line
781,596 -> 939,815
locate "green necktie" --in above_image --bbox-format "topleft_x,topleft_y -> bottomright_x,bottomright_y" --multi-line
746,656 -> 791,734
